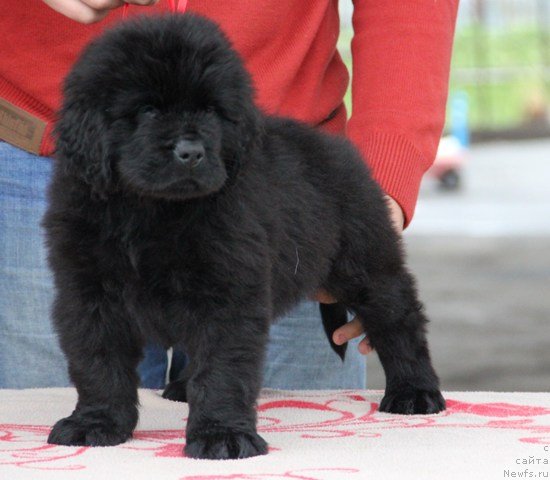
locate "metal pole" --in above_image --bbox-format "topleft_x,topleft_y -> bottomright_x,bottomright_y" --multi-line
537,0 -> 550,97
473,0 -> 491,128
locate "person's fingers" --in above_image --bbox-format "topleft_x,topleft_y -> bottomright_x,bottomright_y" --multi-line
312,289 -> 337,304
42,0 -> 111,23
42,0 -> 158,23
384,195 -> 405,232
333,317 -> 373,355
332,317 -> 363,345
80,0 -> 158,9
80,0 -> 124,10
358,337 -> 373,355
124,0 -> 159,5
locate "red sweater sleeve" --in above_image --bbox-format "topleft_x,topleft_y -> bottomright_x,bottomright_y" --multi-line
348,0 -> 458,226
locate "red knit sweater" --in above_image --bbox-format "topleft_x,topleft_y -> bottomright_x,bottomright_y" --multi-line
0,0 -> 458,224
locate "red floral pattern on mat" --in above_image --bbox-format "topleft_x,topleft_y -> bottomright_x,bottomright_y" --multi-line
0,393 -> 549,473
179,468 -> 361,479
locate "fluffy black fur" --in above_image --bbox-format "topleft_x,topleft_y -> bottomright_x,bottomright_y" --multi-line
43,14 -> 445,460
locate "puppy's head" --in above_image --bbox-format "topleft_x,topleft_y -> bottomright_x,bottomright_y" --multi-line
56,14 -> 260,200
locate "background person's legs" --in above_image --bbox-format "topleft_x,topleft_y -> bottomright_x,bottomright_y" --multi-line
137,343 -> 169,389
137,344 -> 189,388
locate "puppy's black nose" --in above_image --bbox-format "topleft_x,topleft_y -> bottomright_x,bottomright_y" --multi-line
174,140 -> 205,167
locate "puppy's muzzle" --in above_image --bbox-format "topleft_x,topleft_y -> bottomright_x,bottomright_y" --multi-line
174,139 -> 205,168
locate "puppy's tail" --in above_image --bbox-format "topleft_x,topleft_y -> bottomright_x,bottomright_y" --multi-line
319,302 -> 348,362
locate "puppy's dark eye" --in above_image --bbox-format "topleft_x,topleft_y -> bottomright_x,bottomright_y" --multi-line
206,105 -> 237,124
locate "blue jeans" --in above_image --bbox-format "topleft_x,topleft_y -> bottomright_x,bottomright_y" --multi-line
0,142 -> 366,389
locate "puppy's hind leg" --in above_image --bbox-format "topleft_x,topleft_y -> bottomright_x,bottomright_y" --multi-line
351,270 -> 445,414
329,227 -> 445,414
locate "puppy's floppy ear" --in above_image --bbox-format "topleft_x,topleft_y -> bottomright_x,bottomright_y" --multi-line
55,100 -> 114,198
238,102 -> 262,153
224,101 -> 263,182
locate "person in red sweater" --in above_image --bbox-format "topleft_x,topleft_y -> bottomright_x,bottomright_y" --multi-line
0,0 -> 458,389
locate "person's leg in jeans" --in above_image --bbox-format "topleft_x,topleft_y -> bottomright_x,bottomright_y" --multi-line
0,142 -> 167,388
263,300 -> 366,389
0,142 -> 365,390
165,301 -> 366,391
0,142 -> 69,387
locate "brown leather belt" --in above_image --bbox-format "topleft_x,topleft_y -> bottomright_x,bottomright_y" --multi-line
0,97 -> 46,155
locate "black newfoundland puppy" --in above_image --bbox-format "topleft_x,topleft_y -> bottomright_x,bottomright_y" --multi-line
44,14 -> 445,459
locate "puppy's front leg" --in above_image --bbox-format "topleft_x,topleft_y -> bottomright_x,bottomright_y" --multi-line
47,292 -> 142,447
183,307 -> 270,459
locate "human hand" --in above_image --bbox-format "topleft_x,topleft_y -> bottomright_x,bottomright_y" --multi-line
313,195 -> 404,355
314,291 -> 374,355
42,0 -> 158,24
384,195 -> 405,232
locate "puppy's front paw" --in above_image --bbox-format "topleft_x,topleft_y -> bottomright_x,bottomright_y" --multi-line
380,388 -> 445,415
48,411 -> 132,447
185,428 -> 268,459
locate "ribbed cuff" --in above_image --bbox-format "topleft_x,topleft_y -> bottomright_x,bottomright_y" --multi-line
351,130 -> 430,228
